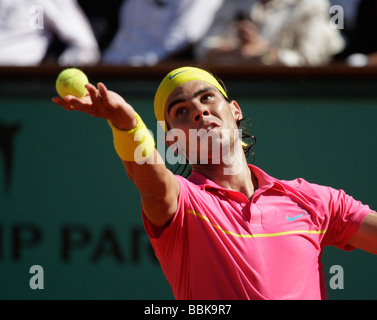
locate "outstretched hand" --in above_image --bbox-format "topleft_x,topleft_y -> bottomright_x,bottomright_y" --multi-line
52,82 -> 137,130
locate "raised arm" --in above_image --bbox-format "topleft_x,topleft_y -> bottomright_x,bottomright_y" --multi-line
52,82 -> 180,227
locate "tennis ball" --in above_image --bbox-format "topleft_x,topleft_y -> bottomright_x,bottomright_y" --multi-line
56,68 -> 89,98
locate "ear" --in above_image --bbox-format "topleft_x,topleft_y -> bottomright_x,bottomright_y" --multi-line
230,100 -> 243,121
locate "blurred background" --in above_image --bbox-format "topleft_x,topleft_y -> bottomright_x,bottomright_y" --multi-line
0,0 -> 376,300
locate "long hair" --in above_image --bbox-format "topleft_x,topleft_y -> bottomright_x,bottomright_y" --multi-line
216,72 -> 257,162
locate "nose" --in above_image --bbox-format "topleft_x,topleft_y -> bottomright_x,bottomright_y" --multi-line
193,105 -> 210,123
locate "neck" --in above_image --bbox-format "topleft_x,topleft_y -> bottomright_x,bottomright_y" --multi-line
191,153 -> 257,199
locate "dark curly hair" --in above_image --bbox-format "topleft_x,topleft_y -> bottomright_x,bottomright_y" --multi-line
215,71 -> 257,162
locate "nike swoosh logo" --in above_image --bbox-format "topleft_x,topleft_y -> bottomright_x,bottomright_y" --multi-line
169,71 -> 187,80
286,212 -> 307,222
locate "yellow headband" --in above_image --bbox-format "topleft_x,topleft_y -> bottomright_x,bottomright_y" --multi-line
154,66 -> 228,132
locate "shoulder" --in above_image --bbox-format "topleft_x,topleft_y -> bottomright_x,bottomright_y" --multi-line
280,176 -> 333,193
176,175 -> 202,193
277,176 -> 344,210
280,176 -> 371,219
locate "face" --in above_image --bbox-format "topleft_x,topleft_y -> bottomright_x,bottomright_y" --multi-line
164,80 -> 243,164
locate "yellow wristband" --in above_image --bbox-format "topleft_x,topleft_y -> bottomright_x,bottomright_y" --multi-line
108,112 -> 155,163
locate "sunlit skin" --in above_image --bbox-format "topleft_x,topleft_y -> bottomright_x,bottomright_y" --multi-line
164,80 -> 256,196
51,80 -> 377,253
165,82 -> 240,164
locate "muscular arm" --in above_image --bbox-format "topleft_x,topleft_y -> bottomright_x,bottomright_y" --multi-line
52,82 -> 180,227
123,152 -> 180,227
348,212 -> 377,255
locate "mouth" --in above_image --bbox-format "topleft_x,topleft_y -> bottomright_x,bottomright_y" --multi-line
203,122 -> 220,132
195,122 -> 222,141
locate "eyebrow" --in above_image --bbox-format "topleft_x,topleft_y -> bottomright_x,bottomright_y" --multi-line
167,87 -> 217,115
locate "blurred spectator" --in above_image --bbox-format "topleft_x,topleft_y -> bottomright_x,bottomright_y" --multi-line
341,0 -> 377,66
77,0 -> 123,53
0,0 -> 100,66
194,0 -> 256,60
195,0 -> 345,67
102,0 -> 223,66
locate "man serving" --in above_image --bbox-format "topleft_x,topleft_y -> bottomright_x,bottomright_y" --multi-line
53,66 -> 377,300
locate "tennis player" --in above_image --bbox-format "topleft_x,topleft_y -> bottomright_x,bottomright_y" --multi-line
52,66 -> 377,300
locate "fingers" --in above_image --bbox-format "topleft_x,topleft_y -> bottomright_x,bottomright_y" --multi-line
86,83 -> 101,105
51,82 -> 123,121
52,93 -> 93,114
52,82 -> 98,110
97,82 -> 112,105
51,96 -> 64,105
51,96 -> 76,110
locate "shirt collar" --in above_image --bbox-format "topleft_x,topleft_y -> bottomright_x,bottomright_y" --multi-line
187,165 -> 286,195
249,165 -> 287,198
